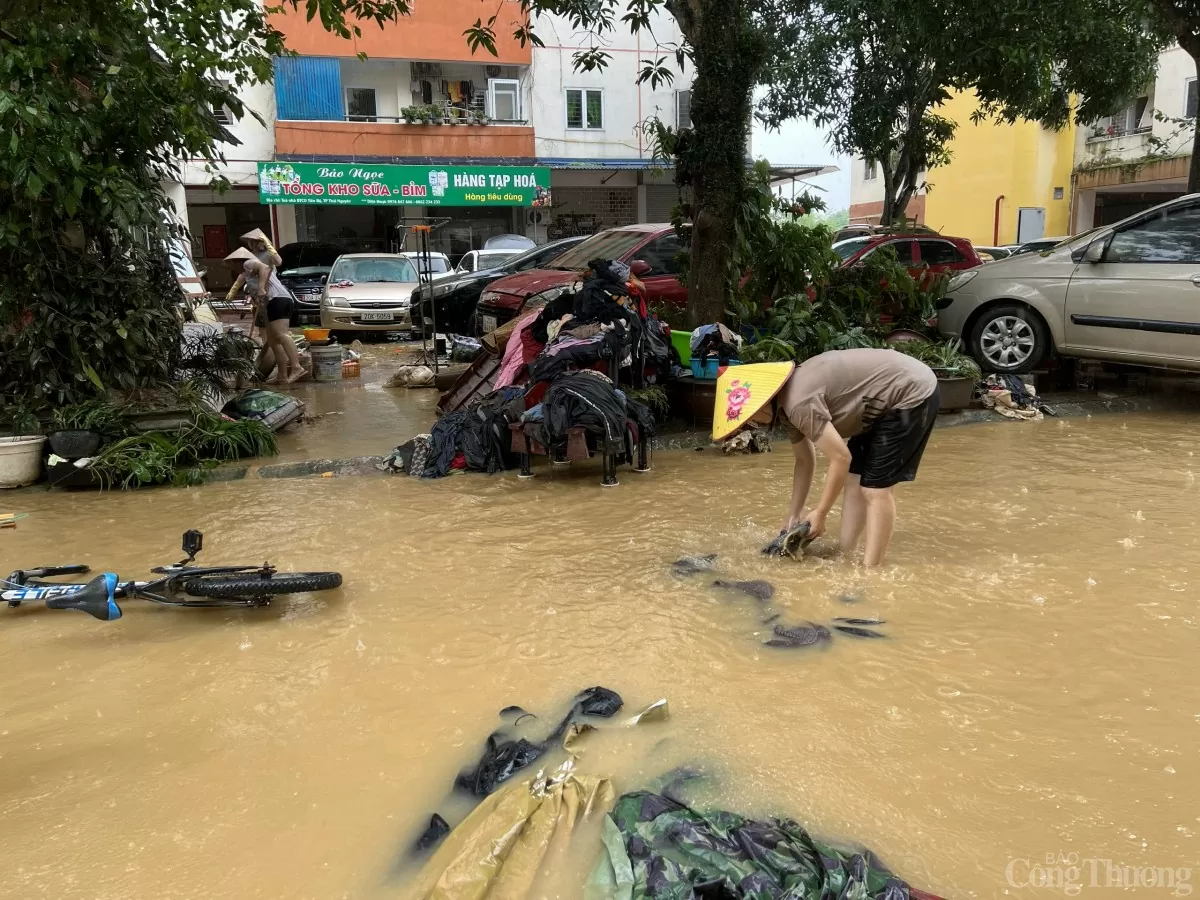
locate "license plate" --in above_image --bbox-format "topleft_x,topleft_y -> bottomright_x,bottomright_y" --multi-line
480,315 -> 498,333
359,311 -> 395,322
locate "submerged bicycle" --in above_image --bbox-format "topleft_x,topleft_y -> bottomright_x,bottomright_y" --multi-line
2,530 -> 343,621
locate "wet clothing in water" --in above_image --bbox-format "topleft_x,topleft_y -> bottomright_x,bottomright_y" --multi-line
589,791 -> 939,900
454,687 -> 624,798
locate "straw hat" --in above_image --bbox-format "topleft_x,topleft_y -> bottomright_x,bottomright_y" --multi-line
711,362 -> 795,441
241,228 -> 271,244
223,246 -> 256,267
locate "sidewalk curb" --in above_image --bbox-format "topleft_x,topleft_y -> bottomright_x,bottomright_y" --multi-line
205,391 -> 1178,483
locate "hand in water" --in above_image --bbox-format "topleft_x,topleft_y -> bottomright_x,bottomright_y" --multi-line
799,509 -> 827,539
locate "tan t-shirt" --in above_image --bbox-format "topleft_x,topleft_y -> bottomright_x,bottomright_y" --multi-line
781,348 -> 937,443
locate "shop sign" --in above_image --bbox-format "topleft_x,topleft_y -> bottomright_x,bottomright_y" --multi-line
257,162 -> 552,207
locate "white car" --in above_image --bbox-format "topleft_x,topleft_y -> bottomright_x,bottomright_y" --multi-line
320,254 -> 420,333
454,249 -> 524,275
400,251 -> 453,281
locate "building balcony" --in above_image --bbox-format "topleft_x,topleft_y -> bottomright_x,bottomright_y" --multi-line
275,120 -> 536,163
1082,130 -> 1153,164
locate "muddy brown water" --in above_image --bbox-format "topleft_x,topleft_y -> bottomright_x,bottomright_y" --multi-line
2,413 -> 1198,899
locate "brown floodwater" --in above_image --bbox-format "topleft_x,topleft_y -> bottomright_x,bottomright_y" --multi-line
2,413 -> 1198,899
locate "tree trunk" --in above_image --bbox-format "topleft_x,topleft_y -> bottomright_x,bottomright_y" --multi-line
675,0 -> 764,327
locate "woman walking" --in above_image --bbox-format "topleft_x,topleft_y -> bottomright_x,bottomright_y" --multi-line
223,247 -> 304,384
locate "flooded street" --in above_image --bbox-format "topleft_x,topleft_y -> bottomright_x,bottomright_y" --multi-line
2,412 -> 1198,898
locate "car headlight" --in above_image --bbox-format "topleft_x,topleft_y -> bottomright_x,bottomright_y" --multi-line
430,282 -> 455,298
325,296 -> 350,308
946,271 -> 977,293
479,290 -> 501,306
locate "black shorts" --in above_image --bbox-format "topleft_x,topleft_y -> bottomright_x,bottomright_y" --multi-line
847,387 -> 939,489
265,295 -> 292,322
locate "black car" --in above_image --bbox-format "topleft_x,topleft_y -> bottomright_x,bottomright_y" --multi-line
410,235 -> 588,337
277,241 -> 346,325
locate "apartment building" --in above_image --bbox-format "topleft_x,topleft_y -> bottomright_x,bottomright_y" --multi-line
1070,45 -> 1196,232
847,91 -> 1075,246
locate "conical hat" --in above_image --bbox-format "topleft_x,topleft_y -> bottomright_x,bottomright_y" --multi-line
223,246 -> 256,266
711,362 -> 795,441
241,228 -> 270,244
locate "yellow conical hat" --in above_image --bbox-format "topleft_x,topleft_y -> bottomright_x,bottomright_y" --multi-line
711,362 -> 795,441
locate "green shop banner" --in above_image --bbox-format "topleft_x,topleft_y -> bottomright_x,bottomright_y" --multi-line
257,161 -> 552,207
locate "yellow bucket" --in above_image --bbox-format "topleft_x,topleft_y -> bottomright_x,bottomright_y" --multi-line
303,327 -> 330,343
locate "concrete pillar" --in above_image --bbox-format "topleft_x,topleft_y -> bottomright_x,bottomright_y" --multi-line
162,181 -> 188,230
1074,190 -> 1097,233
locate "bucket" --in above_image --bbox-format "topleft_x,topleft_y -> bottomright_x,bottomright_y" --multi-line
690,358 -> 740,380
0,435 -> 47,488
670,330 -> 692,365
303,327 -> 331,343
311,345 -> 344,382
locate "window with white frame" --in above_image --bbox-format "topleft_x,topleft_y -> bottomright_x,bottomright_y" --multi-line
345,87 -> 377,122
566,88 -> 603,130
675,89 -> 692,130
1186,78 -> 1197,119
864,159 -> 877,181
211,80 -> 234,126
488,78 -> 521,121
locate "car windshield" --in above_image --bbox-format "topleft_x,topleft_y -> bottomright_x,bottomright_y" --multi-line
546,230 -> 653,270
329,257 -> 418,284
477,251 -> 519,268
832,237 -> 874,261
279,245 -> 343,275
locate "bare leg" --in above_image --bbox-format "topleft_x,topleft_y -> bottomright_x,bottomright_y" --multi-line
839,473 -> 867,553
267,319 -> 303,382
255,341 -> 277,382
861,486 -> 896,566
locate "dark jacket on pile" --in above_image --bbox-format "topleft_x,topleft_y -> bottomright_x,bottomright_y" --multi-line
540,372 -> 627,451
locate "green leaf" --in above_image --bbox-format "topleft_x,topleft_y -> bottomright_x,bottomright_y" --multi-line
116,326 -> 128,340
81,361 -> 104,391
26,172 -> 42,196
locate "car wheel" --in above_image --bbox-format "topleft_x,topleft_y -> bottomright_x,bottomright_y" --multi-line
968,304 -> 1049,374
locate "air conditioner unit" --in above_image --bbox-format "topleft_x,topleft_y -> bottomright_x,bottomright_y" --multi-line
527,209 -> 545,225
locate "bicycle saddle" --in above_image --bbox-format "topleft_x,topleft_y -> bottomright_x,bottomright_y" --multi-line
45,573 -> 122,621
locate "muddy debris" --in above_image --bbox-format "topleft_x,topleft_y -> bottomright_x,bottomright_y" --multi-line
672,554 -> 718,576
712,579 -> 775,601
832,617 -> 886,626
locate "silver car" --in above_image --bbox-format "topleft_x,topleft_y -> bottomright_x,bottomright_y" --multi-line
320,254 -> 420,333
938,193 -> 1200,373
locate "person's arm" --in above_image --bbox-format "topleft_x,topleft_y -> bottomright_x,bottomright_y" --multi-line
225,273 -> 246,301
799,422 -> 852,538
248,260 -> 270,299
262,241 -> 282,268
781,437 -> 815,531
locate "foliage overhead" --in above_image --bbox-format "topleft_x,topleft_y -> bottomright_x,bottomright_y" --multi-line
1145,0 -> 1200,191
0,0 -> 411,421
759,0 -> 1170,224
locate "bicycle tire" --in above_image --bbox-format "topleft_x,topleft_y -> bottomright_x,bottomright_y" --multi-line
182,571 -> 342,600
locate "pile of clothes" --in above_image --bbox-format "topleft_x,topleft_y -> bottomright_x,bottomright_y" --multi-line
386,259 -> 667,479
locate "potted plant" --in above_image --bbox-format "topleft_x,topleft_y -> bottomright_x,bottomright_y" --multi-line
894,340 -> 982,412
48,400 -> 127,458
469,108 -> 488,125
401,105 -> 418,124
415,106 -> 432,125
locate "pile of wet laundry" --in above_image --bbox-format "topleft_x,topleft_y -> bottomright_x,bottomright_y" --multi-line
402,685 -> 944,900
383,259 -> 671,478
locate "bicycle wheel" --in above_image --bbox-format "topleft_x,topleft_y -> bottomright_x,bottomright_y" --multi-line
182,571 -> 342,600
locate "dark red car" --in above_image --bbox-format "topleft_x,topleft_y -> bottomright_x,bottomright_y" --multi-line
473,224 -> 688,336
832,233 -> 983,274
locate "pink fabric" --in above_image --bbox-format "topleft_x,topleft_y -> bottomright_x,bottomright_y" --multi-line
494,313 -> 540,388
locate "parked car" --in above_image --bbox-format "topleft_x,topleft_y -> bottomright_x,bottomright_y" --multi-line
401,250 -> 453,281
974,245 -> 1014,262
484,234 -> 536,251
833,223 -> 940,243
833,233 -> 983,273
938,193 -> 1200,374
1006,237 -> 1069,257
319,253 -> 421,335
455,248 -> 525,275
410,235 -> 589,338
473,224 -> 689,336
277,241 -> 346,325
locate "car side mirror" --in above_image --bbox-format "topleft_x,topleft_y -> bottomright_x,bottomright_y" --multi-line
630,260 -> 652,277
1084,241 -> 1106,264
320,274 -> 328,284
